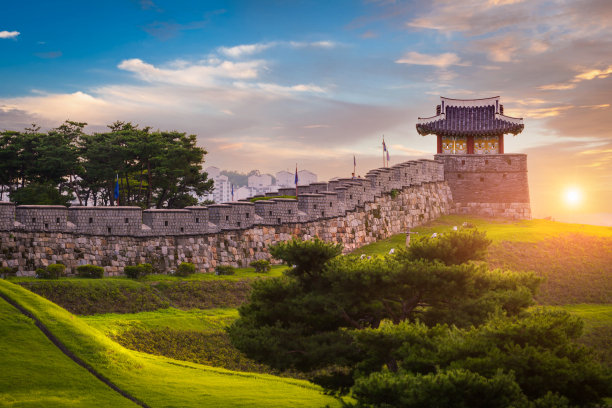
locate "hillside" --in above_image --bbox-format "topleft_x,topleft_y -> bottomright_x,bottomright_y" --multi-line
0,280 -> 341,407
1,216 -> 610,406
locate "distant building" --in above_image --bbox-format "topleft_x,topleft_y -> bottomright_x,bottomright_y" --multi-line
206,166 -> 221,178
298,170 -> 317,186
248,173 -> 273,189
276,171 -> 293,188
203,170 -> 232,203
276,169 -> 317,187
235,186 -> 257,201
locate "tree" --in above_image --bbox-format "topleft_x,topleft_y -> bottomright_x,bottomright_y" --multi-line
10,182 -> 73,206
229,231 -> 541,390
351,311 -> 612,407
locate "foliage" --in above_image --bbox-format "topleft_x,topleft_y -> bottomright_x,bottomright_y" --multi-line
10,182 -> 74,205
220,169 -> 275,188
0,266 -> 17,279
350,311 -> 612,407
175,262 -> 196,277
36,263 -> 66,279
124,263 -> 153,279
0,121 -> 214,208
18,280 -> 169,315
112,327 -> 291,377
268,237 -> 343,286
389,189 -> 399,199
76,264 -> 104,279
215,265 -> 236,275
404,228 -> 492,265
229,235 -> 551,394
249,260 -> 271,273
352,369 -> 528,408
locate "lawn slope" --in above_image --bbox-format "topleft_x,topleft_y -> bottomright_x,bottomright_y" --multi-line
0,280 -> 340,408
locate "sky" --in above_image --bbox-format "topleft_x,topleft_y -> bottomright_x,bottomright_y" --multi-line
1,0 -> 611,225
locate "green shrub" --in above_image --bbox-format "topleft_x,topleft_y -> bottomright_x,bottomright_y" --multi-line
215,265 -> 235,275
389,189 -> 399,199
36,263 -> 65,279
249,259 -> 271,273
176,262 -> 196,277
76,264 -> 104,279
124,263 -> 153,279
0,266 -> 17,278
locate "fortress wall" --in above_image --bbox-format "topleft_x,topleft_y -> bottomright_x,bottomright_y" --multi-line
16,206 -> 68,232
435,154 -> 531,219
0,181 -> 452,276
0,202 -> 16,231
69,206 -> 143,236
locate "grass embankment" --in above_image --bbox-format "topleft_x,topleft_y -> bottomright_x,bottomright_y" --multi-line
0,297 -> 137,408
12,265 -> 288,315
0,280 -> 340,408
82,308 -> 293,376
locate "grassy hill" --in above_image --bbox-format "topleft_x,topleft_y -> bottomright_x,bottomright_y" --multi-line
0,280 -> 341,407
1,215 -> 610,406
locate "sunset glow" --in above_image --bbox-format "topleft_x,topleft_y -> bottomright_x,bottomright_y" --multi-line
564,187 -> 583,207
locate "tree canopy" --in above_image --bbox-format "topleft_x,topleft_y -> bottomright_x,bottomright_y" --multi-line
228,229 -> 612,406
0,121 -> 213,208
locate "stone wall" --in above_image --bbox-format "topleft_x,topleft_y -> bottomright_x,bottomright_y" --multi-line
435,154 -> 531,219
0,181 -> 451,276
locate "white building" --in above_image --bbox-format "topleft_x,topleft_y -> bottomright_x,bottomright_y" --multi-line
248,173 -> 273,189
275,171 -> 293,188
206,166 -> 221,178
203,173 -> 232,203
298,170 -> 317,186
275,169 -> 317,187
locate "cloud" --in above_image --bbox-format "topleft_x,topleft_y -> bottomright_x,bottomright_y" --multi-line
118,58 -> 263,86
0,30 -> 20,39
395,51 -> 469,67
538,83 -> 577,91
391,145 -> 429,155
217,40 -> 338,59
218,43 -> 275,58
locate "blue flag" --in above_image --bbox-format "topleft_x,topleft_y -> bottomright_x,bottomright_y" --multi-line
114,174 -> 119,200
294,165 -> 298,185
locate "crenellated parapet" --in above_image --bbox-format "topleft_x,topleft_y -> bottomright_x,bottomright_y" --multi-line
0,159 -> 447,235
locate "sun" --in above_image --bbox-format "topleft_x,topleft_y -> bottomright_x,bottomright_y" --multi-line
563,187 -> 582,207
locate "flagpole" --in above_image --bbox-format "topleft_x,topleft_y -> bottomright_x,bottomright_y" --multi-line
295,163 -> 298,198
353,155 -> 356,178
382,135 -> 386,168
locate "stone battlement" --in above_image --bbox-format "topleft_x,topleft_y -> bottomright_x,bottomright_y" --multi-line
0,159 -> 445,236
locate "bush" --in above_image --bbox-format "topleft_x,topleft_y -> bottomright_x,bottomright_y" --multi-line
215,265 -> 235,275
76,264 -> 104,279
0,266 -> 17,278
405,228 -> 491,265
36,263 -> 66,279
249,259 -> 271,273
176,262 -> 196,277
124,263 -> 153,279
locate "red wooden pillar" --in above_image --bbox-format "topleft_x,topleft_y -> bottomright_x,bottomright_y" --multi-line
499,134 -> 504,154
437,135 -> 442,153
467,136 -> 474,154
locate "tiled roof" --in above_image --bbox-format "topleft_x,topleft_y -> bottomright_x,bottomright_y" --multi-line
416,96 -> 524,137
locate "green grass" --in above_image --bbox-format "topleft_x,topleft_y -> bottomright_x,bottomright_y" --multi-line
0,280 -> 342,407
352,215 -> 612,257
0,297 -> 138,408
352,216 -> 612,305
10,266 -> 290,315
82,307 -> 239,335
249,195 -> 296,202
